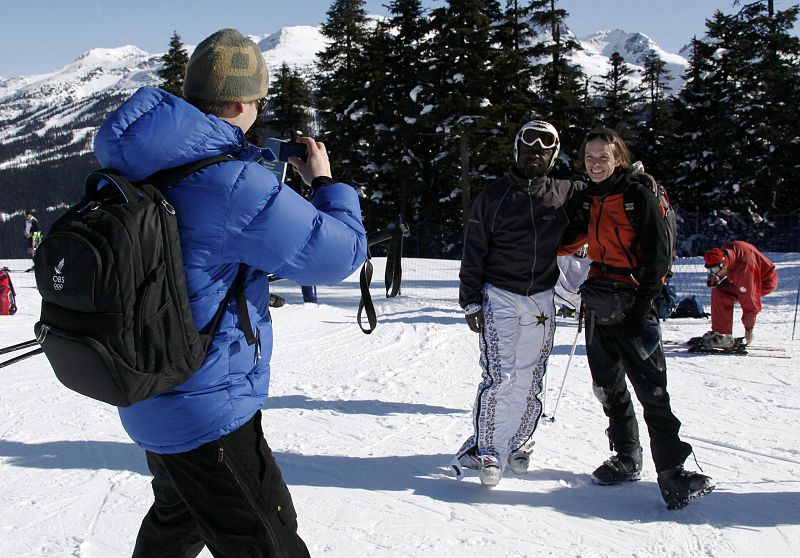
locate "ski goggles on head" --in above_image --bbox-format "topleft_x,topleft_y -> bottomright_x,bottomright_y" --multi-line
518,127 -> 558,150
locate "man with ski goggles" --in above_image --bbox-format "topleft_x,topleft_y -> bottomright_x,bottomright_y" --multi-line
454,119 -> 587,488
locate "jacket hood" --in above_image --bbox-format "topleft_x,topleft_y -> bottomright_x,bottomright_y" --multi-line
94,87 -> 272,180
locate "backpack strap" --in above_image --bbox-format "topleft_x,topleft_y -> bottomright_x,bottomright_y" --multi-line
199,264 -> 257,351
145,155 -> 235,191
145,156 -> 257,349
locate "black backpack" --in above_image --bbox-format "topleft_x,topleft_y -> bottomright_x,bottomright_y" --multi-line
33,155 -> 253,407
670,295 -> 709,319
623,172 -> 678,278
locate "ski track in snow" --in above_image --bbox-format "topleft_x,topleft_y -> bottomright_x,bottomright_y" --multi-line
1,257 -> 799,557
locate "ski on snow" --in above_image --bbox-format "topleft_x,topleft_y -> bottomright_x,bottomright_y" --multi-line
662,337 -> 789,358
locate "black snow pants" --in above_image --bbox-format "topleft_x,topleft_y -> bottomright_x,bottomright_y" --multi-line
132,410 -> 310,558
586,313 -> 693,472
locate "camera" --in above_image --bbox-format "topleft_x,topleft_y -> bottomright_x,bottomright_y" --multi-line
266,138 -> 308,162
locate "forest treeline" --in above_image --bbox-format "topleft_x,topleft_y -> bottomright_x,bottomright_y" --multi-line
2,0 -> 798,258
258,0 -> 800,251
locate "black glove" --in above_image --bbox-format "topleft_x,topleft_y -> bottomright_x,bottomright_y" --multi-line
464,303 -> 484,333
268,293 -> 285,308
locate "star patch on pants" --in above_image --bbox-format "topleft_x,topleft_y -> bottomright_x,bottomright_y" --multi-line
536,312 -> 549,325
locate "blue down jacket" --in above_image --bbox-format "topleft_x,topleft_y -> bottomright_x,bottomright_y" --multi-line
94,87 -> 366,453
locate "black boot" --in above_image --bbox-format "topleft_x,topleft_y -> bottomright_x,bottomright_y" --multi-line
591,446 -> 643,485
657,465 -> 714,509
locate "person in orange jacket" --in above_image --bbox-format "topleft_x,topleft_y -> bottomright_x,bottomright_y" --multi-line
702,241 -> 778,348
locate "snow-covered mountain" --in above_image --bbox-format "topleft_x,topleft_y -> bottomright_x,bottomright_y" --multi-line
576,29 -> 689,93
0,46 -> 157,170
0,26 -> 327,172
0,24 -> 687,175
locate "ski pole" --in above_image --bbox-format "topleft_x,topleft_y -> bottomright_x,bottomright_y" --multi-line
0,338 -> 39,356
792,276 -> 800,341
548,321 -> 582,423
0,348 -> 43,369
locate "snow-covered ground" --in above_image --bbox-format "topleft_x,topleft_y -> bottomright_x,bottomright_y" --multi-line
1,256 -> 798,557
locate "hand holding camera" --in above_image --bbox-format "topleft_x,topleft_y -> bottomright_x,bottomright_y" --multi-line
287,136 -> 332,187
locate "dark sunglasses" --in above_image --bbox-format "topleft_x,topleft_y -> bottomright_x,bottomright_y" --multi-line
584,131 -> 614,143
256,97 -> 267,116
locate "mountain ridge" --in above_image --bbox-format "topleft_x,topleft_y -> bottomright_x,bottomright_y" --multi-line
0,24 -> 688,257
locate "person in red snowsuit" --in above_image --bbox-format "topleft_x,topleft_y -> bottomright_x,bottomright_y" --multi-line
703,241 -> 778,347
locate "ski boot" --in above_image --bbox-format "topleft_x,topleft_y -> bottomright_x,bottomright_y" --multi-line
508,441 -> 534,475
591,446 -> 643,485
657,465 -> 714,510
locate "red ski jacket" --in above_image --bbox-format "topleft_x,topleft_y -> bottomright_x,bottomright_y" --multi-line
712,241 -> 777,331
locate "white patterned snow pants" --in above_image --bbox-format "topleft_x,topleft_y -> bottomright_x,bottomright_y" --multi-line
456,283 -> 557,472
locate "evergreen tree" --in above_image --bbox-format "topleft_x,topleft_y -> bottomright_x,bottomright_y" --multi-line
484,1 -> 538,186
528,0 -> 586,168
674,2 -> 800,214
367,0 -> 430,226
631,49 -> 675,181
158,31 -> 189,97
250,63 -> 314,191
670,37 -> 722,212
267,63 -> 312,138
315,0 -> 372,194
640,49 -> 672,116
726,0 -> 800,212
491,1 -> 537,127
418,0 -> 503,234
350,19 -> 397,228
595,51 -> 640,131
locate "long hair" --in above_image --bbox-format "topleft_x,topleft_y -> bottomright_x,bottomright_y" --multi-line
575,128 -> 632,172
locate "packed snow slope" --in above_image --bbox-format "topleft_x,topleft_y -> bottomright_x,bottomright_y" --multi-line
1,256 -> 798,557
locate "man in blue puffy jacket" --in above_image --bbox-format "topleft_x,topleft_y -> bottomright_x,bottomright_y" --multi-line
94,28 -> 366,557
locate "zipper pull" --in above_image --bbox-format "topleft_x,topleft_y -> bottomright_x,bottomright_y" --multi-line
253,328 -> 262,363
77,200 -> 100,214
161,199 -> 176,215
217,447 -> 224,462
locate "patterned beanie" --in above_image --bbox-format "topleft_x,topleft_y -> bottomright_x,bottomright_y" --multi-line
704,248 -> 725,267
183,28 -> 268,103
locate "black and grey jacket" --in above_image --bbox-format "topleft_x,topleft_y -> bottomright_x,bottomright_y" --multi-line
458,167 -> 587,308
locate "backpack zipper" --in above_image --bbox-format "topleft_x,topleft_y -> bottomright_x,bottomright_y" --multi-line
36,324 -> 50,343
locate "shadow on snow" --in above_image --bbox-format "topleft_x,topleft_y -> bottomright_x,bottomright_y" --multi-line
1,440 -> 798,527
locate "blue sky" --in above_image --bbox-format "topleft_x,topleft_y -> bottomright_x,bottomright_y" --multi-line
1,0 -> 797,77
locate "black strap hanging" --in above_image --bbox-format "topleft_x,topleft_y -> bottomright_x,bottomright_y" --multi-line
357,220 -> 410,334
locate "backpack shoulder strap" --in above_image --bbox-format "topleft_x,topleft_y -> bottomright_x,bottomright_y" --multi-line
622,179 -> 660,229
144,156 -> 255,349
199,264 -> 257,351
145,155 -> 237,191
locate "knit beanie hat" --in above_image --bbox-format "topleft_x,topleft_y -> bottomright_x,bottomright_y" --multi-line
183,28 -> 268,103
704,248 -> 725,267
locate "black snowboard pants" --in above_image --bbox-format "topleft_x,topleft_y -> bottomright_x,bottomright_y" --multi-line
132,410 -> 310,558
586,313 -> 693,472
